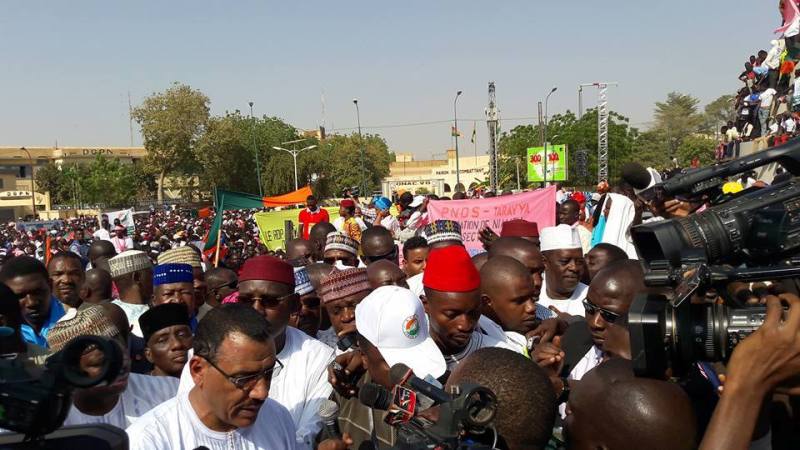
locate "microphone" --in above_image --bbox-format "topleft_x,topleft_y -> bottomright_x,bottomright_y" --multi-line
620,162 -> 653,190
359,382 -> 392,410
359,382 -> 417,425
389,363 -> 451,405
318,399 -> 341,440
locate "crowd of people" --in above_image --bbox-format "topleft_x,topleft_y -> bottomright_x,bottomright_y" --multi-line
0,153 -> 798,450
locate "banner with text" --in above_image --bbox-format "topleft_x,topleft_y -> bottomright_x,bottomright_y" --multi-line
100,208 -> 135,235
254,207 -> 340,251
427,187 -> 556,255
527,145 -> 567,182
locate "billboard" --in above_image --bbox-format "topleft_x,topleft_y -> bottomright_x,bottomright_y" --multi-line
527,145 -> 567,182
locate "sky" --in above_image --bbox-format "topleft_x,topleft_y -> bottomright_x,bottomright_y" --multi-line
0,1 -> 778,159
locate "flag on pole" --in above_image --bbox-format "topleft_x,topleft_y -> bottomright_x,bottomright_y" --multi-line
470,122 -> 477,143
451,126 -> 461,137
203,186 -> 314,253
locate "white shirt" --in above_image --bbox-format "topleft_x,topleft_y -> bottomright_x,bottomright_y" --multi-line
63,373 -> 178,429
477,316 -> 528,354
316,327 -> 338,350
786,118 -> 797,133
537,279 -> 589,317
111,236 -> 134,254
407,273 -> 424,300
111,300 -> 150,338
178,327 -> 334,449
760,88 -> 777,108
559,345 -> 604,418
443,330 -> 517,372
126,391 -> 297,450
379,215 -> 401,237
332,216 -> 368,232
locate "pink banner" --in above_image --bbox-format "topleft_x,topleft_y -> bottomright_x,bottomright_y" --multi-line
427,187 -> 556,255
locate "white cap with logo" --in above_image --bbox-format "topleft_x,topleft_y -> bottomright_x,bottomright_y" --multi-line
355,285 -> 446,379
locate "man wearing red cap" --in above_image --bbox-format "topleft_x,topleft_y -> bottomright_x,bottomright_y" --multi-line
422,245 -> 517,374
333,199 -> 366,242
178,255 -> 334,449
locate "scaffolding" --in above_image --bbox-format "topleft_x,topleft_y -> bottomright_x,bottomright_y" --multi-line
578,82 -> 618,183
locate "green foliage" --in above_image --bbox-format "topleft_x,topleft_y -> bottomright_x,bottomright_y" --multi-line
132,82 -> 210,201
702,95 -> 736,133
497,109 -> 638,189
41,157 -> 143,208
676,135 -> 716,167
311,133 -> 393,197
652,92 -> 703,155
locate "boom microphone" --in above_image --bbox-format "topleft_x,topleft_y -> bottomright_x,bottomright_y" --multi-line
621,162 -> 653,190
318,399 -> 342,440
389,363 -> 451,405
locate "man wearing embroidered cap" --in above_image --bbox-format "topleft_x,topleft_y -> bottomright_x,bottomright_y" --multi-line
537,224 -> 588,317
108,250 -> 153,373
178,254 -> 335,449
319,267 -> 371,347
323,231 -> 360,268
158,245 -> 207,317
329,285 -> 446,449
152,263 -> 197,327
422,219 -> 464,249
422,245 -> 517,374
53,303 -> 178,429
288,266 -> 323,340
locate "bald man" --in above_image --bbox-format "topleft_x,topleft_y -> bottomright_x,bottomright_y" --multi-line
471,252 -> 489,272
80,268 -> 113,305
366,260 -> 408,290
479,256 -> 552,354
584,243 -> 628,281
360,226 -> 398,266
88,240 -> 116,268
487,237 -> 553,320
535,260 -> 645,404
285,239 -> 315,266
565,359 -> 696,450
309,222 -> 336,262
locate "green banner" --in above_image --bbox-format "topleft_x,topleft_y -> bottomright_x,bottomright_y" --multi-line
527,145 -> 567,182
254,207 -> 340,251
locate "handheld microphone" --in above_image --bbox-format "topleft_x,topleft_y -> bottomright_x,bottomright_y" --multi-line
358,382 -> 392,410
359,382 -> 417,425
317,399 -> 341,440
389,363 -> 451,405
621,162 -> 653,191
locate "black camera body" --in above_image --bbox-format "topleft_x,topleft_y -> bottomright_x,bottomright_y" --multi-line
0,335 -> 123,437
628,139 -> 800,378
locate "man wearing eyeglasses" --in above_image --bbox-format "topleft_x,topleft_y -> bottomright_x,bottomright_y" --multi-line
533,260 -> 643,413
199,267 -> 238,320
177,255 -> 335,449
127,304 -> 298,449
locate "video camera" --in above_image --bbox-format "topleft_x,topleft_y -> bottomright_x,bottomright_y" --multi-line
0,335 -> 124,439
358,364 -> 498,450
628,138 -> 800,378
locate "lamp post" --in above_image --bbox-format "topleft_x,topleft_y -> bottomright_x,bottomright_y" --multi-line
249,102 -> 264,197
353,99 -> 366,196
272,141 -> 317,191
20,147 -> 35,218
543,86 -> 557,186
453,90 -> 463,189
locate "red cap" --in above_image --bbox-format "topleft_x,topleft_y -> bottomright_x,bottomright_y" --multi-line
500,219 -> 539,238
238,255 -> 295,287
571,192 -> 586,205
423,246 -> 480,292
340,199 -> 355,208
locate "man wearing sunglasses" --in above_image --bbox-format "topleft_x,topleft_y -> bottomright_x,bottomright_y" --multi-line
200,267 -> 238,320
323,232 -> 360,269
533,260 -> 644,412
128,304 -> 298,449
177,256 -> 335,449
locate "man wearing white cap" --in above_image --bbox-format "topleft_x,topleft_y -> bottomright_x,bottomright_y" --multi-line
329,285 -> 446,449
108,249 -> 154,373
537,225 -> 588,317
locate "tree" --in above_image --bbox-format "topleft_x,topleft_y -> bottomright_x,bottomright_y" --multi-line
701,94 -> 736,134
497,109 -> 638,189
132,83 -> 210,201
676,135 -> 716,167
34,162 -> 64,200
652,92 -> 703,155
631,129 -> 673,171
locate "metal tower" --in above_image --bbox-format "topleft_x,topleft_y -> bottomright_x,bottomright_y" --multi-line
578,82 -> 618,183
485,82 -> 500,191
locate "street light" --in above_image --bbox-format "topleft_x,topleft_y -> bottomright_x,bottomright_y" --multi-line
453,91 -> 463,190
249,102 -> 264,197
19,147 -> 36,218
543,86 -> 557,186
352,98 -> 367,196
272,141 -> 317,191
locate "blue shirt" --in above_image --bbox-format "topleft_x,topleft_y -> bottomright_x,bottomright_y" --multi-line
20,297 -> 65,348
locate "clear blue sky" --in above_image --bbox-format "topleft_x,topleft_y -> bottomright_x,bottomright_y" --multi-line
0,1 -> 777,158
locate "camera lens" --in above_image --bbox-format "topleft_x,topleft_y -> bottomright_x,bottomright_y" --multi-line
59,336 -> 124,388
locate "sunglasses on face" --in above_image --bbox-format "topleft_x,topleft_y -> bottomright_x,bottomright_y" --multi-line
237,293 -> 295,309
582,298 -> 623,323
323,256 -> 356,266
199,354 -> 283,390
